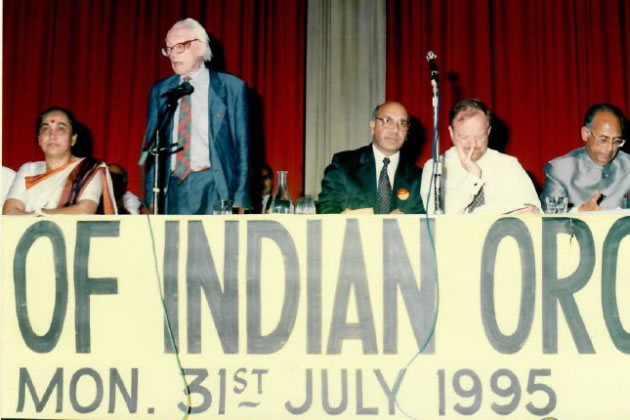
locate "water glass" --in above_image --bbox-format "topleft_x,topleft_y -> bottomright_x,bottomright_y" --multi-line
213,199 -> 233,215
295,196 -> 317,215
545,196 -> 568,214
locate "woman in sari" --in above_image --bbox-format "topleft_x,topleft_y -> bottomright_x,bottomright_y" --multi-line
3,107 -> 116,215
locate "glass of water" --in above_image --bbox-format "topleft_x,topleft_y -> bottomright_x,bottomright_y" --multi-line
544,196 -> 568,214
213,199 -> 233,215
295,196 -> 317,215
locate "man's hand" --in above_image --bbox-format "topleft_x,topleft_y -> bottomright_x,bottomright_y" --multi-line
389,208 -> 403,214
455,143 -> 482,178
578,191 -> 602,212
233,206 -> 245,215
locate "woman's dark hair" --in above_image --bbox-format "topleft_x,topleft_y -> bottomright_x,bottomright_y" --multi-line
36,106 -> 77,136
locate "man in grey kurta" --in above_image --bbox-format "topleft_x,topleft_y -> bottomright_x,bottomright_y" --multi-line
541,104 -> 629,212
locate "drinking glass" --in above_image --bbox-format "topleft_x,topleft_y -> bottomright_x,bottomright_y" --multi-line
295,196 -> 317,215
544,196 -> 568,214
213,199 -> 233,215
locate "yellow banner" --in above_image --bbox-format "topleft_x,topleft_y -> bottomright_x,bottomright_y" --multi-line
2,214 -> 630,419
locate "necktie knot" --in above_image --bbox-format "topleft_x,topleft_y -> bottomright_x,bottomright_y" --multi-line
383,157 -> 390,167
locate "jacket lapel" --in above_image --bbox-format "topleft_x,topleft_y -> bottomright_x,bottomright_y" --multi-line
208,69 -> 227,145
356,146 -> 377,209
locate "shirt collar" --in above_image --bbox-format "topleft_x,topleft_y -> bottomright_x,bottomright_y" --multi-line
181,65 -> 208,85
372,143 -> 400,166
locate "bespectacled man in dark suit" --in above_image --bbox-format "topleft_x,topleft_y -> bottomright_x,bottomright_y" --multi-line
318,101 -> 425,215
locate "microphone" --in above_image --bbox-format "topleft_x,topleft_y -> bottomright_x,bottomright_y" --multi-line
426,51 -> 438,82
161,81 -> 194,100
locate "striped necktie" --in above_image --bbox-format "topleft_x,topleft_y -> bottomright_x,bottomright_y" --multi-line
376,157 -> 392,214
173,76 -> 192,181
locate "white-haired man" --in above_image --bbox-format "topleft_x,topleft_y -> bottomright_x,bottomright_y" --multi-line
142,18 -> 250,214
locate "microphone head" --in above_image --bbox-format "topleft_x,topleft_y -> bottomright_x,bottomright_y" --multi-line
426,50 -> 437,62
180,81 -> 194,95
161,81 -> 195,99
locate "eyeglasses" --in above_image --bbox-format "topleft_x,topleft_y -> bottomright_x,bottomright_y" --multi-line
589,129 -> 626,148
375,116 -> 410,131
161,39 -> 199,57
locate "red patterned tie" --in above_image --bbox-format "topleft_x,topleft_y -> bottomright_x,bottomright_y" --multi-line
173,77 -> 192,181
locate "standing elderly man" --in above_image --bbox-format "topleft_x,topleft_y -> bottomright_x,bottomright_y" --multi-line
318,101 -> 425,214
541,104 -> 629,212
142,17 -> 250,214
421,98 -> 540,214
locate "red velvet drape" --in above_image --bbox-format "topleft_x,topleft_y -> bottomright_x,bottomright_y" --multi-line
3,0 -> 305,198
387,0 -> 630,189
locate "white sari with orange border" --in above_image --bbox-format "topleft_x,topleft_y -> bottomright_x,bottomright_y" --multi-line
7,157 -> 117,214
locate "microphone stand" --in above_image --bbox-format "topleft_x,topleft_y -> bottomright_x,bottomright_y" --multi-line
431,78 -> 444,214
145,95 -> 183,215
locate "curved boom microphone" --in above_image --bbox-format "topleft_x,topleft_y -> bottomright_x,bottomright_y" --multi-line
161,81 -> 194,100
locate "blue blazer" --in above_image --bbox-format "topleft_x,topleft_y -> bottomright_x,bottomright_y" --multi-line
318,144 -> 425,214
142,68 -> 250,209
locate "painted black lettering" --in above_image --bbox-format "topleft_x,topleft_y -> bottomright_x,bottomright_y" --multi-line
246,221 -> 300,354
14,221 -> 67,352
108,368 -> 138,413
356,370 -> 378,414
307,220 -> 323,354
322,369 -> 348,414
383,218 -> 436,354
163,221 -> 180,353
69,368 -> 103,413
327,219 -> 377,354
542,218 -> 595,353
601,216 -> 630,353
187,220 -> 239,353
17,367 -> 63,412
74,221 -> 119,353
285,369 -> 312,414
481,218 -> 536,353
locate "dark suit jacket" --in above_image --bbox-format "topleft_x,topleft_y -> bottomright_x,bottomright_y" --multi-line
142,68 -> 250,209
318,144 -> 425,214
541,147 -> 630,210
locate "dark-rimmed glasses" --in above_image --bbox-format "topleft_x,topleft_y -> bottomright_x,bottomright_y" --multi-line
161,39 -> 199,57
375,116 -> 410,131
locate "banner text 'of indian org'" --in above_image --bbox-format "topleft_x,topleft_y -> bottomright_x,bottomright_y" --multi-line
2,215 -> 629,419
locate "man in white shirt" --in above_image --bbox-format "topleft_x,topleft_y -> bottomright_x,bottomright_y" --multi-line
421,99 -> 540,215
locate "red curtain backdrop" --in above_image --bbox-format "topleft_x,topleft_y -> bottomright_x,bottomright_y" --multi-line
387,0 -> 630,189
2,0 -> 305,198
